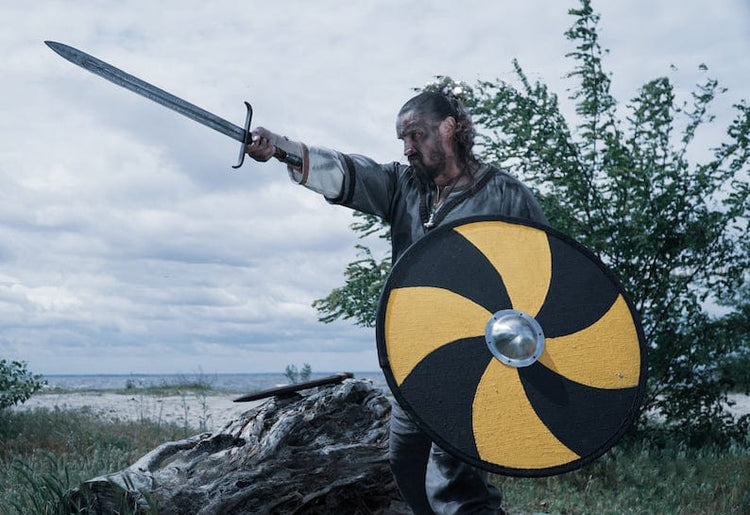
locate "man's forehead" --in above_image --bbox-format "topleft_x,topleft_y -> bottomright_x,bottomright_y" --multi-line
396,110 -> 429,136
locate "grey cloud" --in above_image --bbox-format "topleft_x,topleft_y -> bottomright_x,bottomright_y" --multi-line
1,0 -> 747,374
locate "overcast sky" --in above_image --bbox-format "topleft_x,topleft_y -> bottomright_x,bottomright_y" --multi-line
2,0 -> 748,376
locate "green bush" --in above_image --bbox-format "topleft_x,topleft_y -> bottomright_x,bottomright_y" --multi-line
0,359 -> 46,410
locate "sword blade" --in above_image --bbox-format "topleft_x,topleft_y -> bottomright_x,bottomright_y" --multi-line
45,41 -> 246,143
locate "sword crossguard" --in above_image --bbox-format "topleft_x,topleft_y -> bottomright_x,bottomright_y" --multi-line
232,101 -> 254,169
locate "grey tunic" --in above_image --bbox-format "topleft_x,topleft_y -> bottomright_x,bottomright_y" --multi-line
290,147 -> 549,260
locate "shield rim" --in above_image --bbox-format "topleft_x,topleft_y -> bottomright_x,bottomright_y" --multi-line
375,215 -> 648,477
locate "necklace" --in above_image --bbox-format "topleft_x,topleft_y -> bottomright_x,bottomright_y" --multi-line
424,175 -> 462,229
422,164 -> 486,229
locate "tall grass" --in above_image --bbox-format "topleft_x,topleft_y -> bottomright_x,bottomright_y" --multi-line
1,404 -> 747,514
495,436 -> 750,514
0,407 -> 189,514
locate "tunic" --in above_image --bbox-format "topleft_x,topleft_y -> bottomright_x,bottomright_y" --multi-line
289,145 -> 548,514
289,146 -> 548,261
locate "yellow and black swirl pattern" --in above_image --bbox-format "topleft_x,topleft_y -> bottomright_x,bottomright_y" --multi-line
376,217 -> 646,477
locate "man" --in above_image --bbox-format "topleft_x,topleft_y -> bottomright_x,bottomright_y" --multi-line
246,91 -> 547,514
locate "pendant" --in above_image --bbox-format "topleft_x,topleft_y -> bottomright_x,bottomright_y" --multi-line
424,210 -> 436,229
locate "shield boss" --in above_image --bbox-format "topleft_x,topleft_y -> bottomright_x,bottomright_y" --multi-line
376,216 -> 646,477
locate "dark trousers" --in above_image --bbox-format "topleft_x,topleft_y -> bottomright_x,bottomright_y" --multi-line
389,401 -> 504,514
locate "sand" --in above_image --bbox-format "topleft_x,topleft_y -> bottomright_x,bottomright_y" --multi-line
13,391 -> 263,432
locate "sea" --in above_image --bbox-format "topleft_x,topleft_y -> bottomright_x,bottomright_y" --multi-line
40,371 -> 389,394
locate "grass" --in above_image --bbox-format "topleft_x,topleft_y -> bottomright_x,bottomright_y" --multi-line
1,397 -> 748,514
0,407 -> 190,514
495,436 -> 750,515
123,373 -> 220,396
43,372 -> 224,397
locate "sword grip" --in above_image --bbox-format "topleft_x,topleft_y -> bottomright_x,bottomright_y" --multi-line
273,148 -> 303,168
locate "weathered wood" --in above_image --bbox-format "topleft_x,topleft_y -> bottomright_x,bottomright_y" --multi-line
66,379 -> 409,514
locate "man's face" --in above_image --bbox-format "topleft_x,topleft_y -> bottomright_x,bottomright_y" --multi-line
396,110 -> 447,181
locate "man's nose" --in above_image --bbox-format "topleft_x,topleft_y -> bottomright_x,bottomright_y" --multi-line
404,142 -> 416,157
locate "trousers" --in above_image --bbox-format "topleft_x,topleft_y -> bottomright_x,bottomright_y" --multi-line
389,401 -> 504,514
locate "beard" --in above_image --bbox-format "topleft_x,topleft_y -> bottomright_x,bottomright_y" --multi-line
410,147 -> 447,182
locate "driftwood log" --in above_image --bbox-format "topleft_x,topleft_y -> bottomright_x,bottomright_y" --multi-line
66,379 -> 409,514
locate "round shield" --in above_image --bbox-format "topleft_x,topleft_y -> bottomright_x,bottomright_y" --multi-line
376,216 -> 646,477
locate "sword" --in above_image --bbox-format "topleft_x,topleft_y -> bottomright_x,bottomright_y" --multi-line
45,41 -> 302,169
233,372 -> 354,402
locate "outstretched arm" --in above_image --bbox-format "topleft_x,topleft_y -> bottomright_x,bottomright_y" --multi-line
245,127 -> 345,199
245,128 -> 400,222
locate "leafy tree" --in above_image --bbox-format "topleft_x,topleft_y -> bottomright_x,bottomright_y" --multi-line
0,359 -> 46,410
714,285 -> 750,396
314,0 -> 750,443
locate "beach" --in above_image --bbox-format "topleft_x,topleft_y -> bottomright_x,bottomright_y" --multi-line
13,389 -> 750,433
8,372 -> 389,432
13,391 -> 264,432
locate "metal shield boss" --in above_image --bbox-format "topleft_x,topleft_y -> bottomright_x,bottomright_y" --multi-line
376,216 -> 647,477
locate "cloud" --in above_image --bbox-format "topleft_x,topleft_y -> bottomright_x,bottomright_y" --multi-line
1,0 -> 748,374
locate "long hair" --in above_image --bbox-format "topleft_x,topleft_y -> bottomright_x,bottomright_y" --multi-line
398,91 -> 479,174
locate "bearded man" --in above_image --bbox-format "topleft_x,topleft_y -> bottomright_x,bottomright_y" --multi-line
246,91 -> 547,515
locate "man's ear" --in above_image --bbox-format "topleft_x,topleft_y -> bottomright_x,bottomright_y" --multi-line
438,116 -> 457,140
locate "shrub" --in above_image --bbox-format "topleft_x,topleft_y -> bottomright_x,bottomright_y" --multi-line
0,359 -> 46,410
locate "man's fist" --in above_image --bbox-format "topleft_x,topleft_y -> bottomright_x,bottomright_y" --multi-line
245,127 -> 279,162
